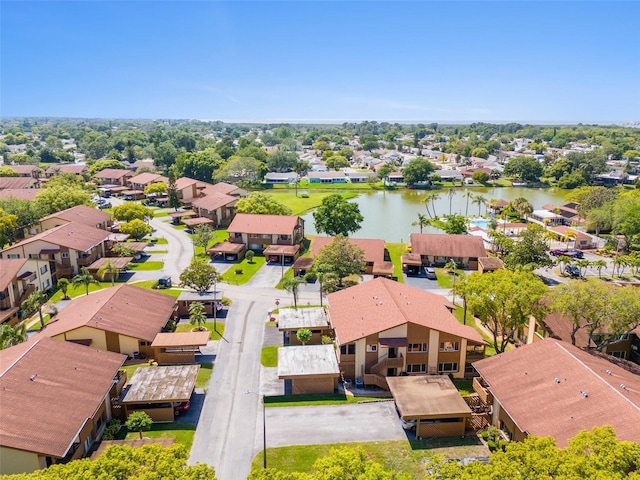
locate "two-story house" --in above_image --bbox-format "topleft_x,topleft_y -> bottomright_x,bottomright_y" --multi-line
34,205 -> 112,235
0,258 -> 54,325
44,164 -> 88,179
409,234 -> 487,270
327,277 -> 486,389
227,214 -> 305,262
0,222 -> 111,279
306,236 -> 392,277
92,168 -> 133,186
127,172 -> 168,191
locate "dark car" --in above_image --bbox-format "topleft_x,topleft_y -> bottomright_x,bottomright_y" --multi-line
549,248 -> 583,259
564,264 -> 581,278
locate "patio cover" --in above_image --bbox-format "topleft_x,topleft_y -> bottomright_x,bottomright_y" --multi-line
207,241 -> 245,255
121,190 -> 145,196
87,256 -> 133,271
120,241 -> 148,253
107,186 -> 129,192
182,217 -> 215,227
278,345 -> 340,379
379,337 -> 409,347
39,248 -> 60,255
387,375 -> 471,420
401,253 -> 422,266
151,331 -> 210,348
263,244 -> 300,256
108,233 -> 131,242
478,257 -> 503,271
122,365 -> 199,404
168,210 -> 197,218
292,257 -> 313,271
372,261 -> 394,276
278,307 -> 328,330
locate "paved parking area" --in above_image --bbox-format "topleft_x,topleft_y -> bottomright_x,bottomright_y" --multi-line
263,401 -> 408,448
246,263 -> 288,289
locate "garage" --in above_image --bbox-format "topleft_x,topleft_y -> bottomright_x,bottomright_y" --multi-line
387,375 -> 471,439
278,345 -> 340,395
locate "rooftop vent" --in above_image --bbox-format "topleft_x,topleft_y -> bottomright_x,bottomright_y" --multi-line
554,377 -> 560,383
580,391 -> 588,398
29,374 -> 37,381
620,384 -> 627,390
606,370 -> 612,375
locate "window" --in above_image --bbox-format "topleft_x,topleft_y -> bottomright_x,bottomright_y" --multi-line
7,254 -> 20,259
83,433 -> 93,454
40,265 -> 48,274
62,252 -> 70,259
29,253 -> 39,259
408,343 -> 428,353
43,279 -> 50,289
465,363 -> 475,373
466,345 -> 484,355
407,364 -> 427,373
438,362 -> 459,373
234,232 -> 242,238
610,351 -> 627,359
340,344 -> 356,355
440,341 -> 460,352
262,234 -> 271,239
366,344 -> 378,353
612,334 -> 629,343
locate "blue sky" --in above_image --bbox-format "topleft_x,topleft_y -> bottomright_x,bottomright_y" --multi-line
1,1 -> 638,123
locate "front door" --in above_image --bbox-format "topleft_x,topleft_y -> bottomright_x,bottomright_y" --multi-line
389,347 -> 397,358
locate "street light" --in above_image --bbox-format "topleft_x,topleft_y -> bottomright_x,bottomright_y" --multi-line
244,390 -> 266,469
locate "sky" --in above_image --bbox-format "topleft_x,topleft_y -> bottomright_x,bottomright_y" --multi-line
1,1 -> 639,123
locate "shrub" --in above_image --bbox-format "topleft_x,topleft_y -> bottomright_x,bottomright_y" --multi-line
245,250 -> 255,263
101,419 -> 121,440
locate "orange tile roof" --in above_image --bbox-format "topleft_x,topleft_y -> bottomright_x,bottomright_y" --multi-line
310,236 -> 385,264
38,284 -> 176,342
3,222 -> 110,253
40,205 -> 111,228
474,339 -> 640,446
0,337 -> 125,458
327,277 -> 484,345
410,234 -> 487,258
228,213 -> 302,235
0,258 -> 28,291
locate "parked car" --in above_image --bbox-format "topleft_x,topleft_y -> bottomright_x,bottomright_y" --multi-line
123,194 -> 134,201
98,202 -> 112,209
400,417 -> 417,431
174,400 -> 190,416
184,228 -> 194,234
157,276 -> 172,289
564,264 -> 581,278
549,248 -> 584,259
425,267 -> 437,280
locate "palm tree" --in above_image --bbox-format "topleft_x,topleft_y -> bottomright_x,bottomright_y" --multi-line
282,276 -> 303,309
57,278 -> 70,300
22,290 -> 47,330
411,213 -> 430,234
447,189 -> 455,215
189,301 -> 207,331
430,192 -> 441,218
311,265 -> 336,307
98,259 -> 120,287
472,194 -> 487,217
563,231 -> 576,249
444,259 -> 458,303
72,267 -> 100,296
593,259 -> 607,278
0,322 -> 28,349
464,190 -> 474,217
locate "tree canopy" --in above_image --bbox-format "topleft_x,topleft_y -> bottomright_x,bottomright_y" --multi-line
236,192 -> 292,216
401,157 -> 436,185
503,156 -> 544,182
112,203 -> 153,222
119,219 -> 152,238
313,194 -> 363,237
312,234 -> 365,288
180,260 -> 222,293
504,224 -> 552,270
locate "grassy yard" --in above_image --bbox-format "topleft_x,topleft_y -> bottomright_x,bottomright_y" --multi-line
250,437 -> 489,477
121,423 -> 197,450
385,242 -> 409,283
452,306 -> 497,357
128,260 -> 164,271
175,322 -> 225,340
435,268 -> 465,289
130,280 -> 183,297
264,393 -> 389,408
264,191 -> 359,216
261,345 -> 279,367
452,380 -> 474,396
49,281 -> 114,303
146,249 -> 168,254
221,255 -> 266,285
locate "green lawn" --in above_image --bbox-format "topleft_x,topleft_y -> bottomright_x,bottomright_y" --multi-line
146,249 -> 168,254
452,306 -> 497,357
122,423 -> 197,451
173,224 -> 187,230
435,268 -> 465,289
264,393 -> 389,408
175,322 -> 225,340
128,260 -> 164,271
130,280 -> 183,297
385,242 -> 408,283
221,255 -> 266,285
261,345 -> 280,367
263,191 -> 359,216
196,362 -> 213,389
49,281 -> 114,303
250,437 -> 489,477
452,380 -> 474,396
153,210 -> 169,218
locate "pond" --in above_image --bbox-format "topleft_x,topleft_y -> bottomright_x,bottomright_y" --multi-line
301,187 -> 569,243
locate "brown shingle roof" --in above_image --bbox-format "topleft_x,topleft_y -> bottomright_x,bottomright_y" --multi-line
327,277 -> 484,345
39,284 -> 176,342
3,222 -> 110,253
540,310 -> 591,347
310,236 -> 385,264
5,165 -> 38,175
40,205 -> 111,228
410,234 -> 487,258
0,337 -> 125,458
0,188 -> 41,201
128,172 -> 168,186
45,164 -> 87,175
191,192 -> 237,212
93,168 -> 131,179
203,182 -> 240,195
0,177 -> 36,189
473,338 -> 640,447
151,331 -> 210,348
478,257 -> 503,271
228,213 -> 301,236
0,258 -> 28,291
175,177 -> 203,190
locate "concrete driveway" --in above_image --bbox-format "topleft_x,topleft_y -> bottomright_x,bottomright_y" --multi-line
246,263 -> 288,289
261,401 -> 407,449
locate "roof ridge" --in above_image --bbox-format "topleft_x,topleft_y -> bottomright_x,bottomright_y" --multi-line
0,338 -> 40,377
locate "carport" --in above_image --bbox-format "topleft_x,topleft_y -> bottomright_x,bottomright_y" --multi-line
151,331 -> 210,364
278,345 -> 340,394
86,256 -> 133,280
176,290 -> 225,318
387,375 -> 471,439
372,261 -> 394,279
168,210 -> 197,225
401,253 -> 423,275
264,244 -> 300,265
292,257 -> 313,277
278,307 -> 331,345
207,241 -> 246,261
182,217 -> 215,228
121,364 -> 200,422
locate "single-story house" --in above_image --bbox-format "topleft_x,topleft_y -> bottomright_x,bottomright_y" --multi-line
0,258 -> 55,326
264,172 -> 299,184
277,344 -> 340,395
308,172 -> 347,183
472,338 -> 640,446
120,365 -> 199,422
433,169 -> 463,183
546,225 -> 595,250
327,278 -> 486,388
278,307 -> 331,345
409,234 -> 487,269
346,171 -> 376,183
387,375 -> 472,439
227,214 -> 304,251
0,337 -> 126,475
37,284 -> 177,358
